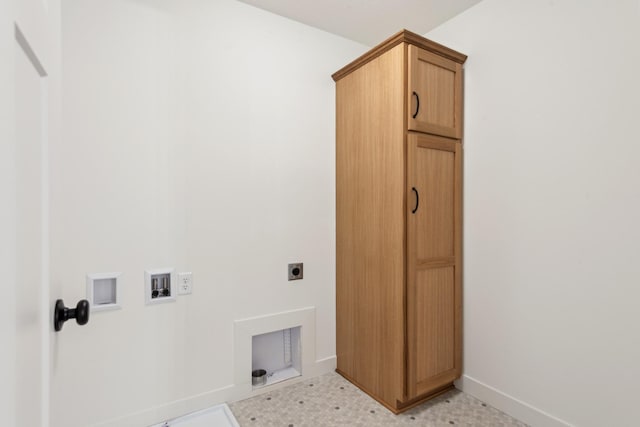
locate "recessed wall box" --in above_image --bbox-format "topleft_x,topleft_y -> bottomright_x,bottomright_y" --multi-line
86,272 -> 121,312
251,326 -> 302,389
145,268 -> 176,305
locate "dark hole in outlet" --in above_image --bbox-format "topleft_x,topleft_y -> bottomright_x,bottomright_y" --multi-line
292,267 -> 300,276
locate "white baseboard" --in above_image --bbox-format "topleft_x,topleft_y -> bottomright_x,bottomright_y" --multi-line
306,355 -> 337,376
94,356 -> 337,427
455,375 -> 573,427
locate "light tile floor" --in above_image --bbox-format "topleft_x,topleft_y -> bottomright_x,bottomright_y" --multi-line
230,372 -> 528,427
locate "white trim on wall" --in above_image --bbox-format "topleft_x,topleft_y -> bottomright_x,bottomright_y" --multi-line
455,375 -> 573,427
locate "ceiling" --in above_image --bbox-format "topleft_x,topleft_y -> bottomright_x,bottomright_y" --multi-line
236,0 -> 483,46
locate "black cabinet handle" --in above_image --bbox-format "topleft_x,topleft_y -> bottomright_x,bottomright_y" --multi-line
54,299 -> 90,332
411,187 -> 419,214
412,91 -> 420,119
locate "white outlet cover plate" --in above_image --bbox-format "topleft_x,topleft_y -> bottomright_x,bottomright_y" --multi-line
178,272 -> 193,295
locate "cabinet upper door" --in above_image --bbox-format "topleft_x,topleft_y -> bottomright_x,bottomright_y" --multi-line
407,45 -> 463,139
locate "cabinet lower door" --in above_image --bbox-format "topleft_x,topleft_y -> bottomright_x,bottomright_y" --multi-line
406,133 -> 461,399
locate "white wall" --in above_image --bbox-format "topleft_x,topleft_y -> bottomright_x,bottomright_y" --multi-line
426,1 -> 640,426
54,1 -> 365,425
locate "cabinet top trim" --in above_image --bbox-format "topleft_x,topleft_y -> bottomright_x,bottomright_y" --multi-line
332,29 -> 467,82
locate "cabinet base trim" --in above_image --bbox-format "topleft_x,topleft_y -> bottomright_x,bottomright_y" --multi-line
455,375 -> 572,427
335,369 -> 454,414
396,383 -> 455,413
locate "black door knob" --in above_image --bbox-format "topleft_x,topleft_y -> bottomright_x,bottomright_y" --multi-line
54,299 -> 90,332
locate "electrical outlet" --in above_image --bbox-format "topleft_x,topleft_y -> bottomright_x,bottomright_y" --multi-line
288,263 -> 303,281
177,272 -> 193,295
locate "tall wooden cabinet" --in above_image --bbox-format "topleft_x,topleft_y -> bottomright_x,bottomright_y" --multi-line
333,30 -> 466,413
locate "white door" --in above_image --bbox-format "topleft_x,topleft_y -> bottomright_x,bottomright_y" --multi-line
7,0 -> 60,425
14,25 -> 50,427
